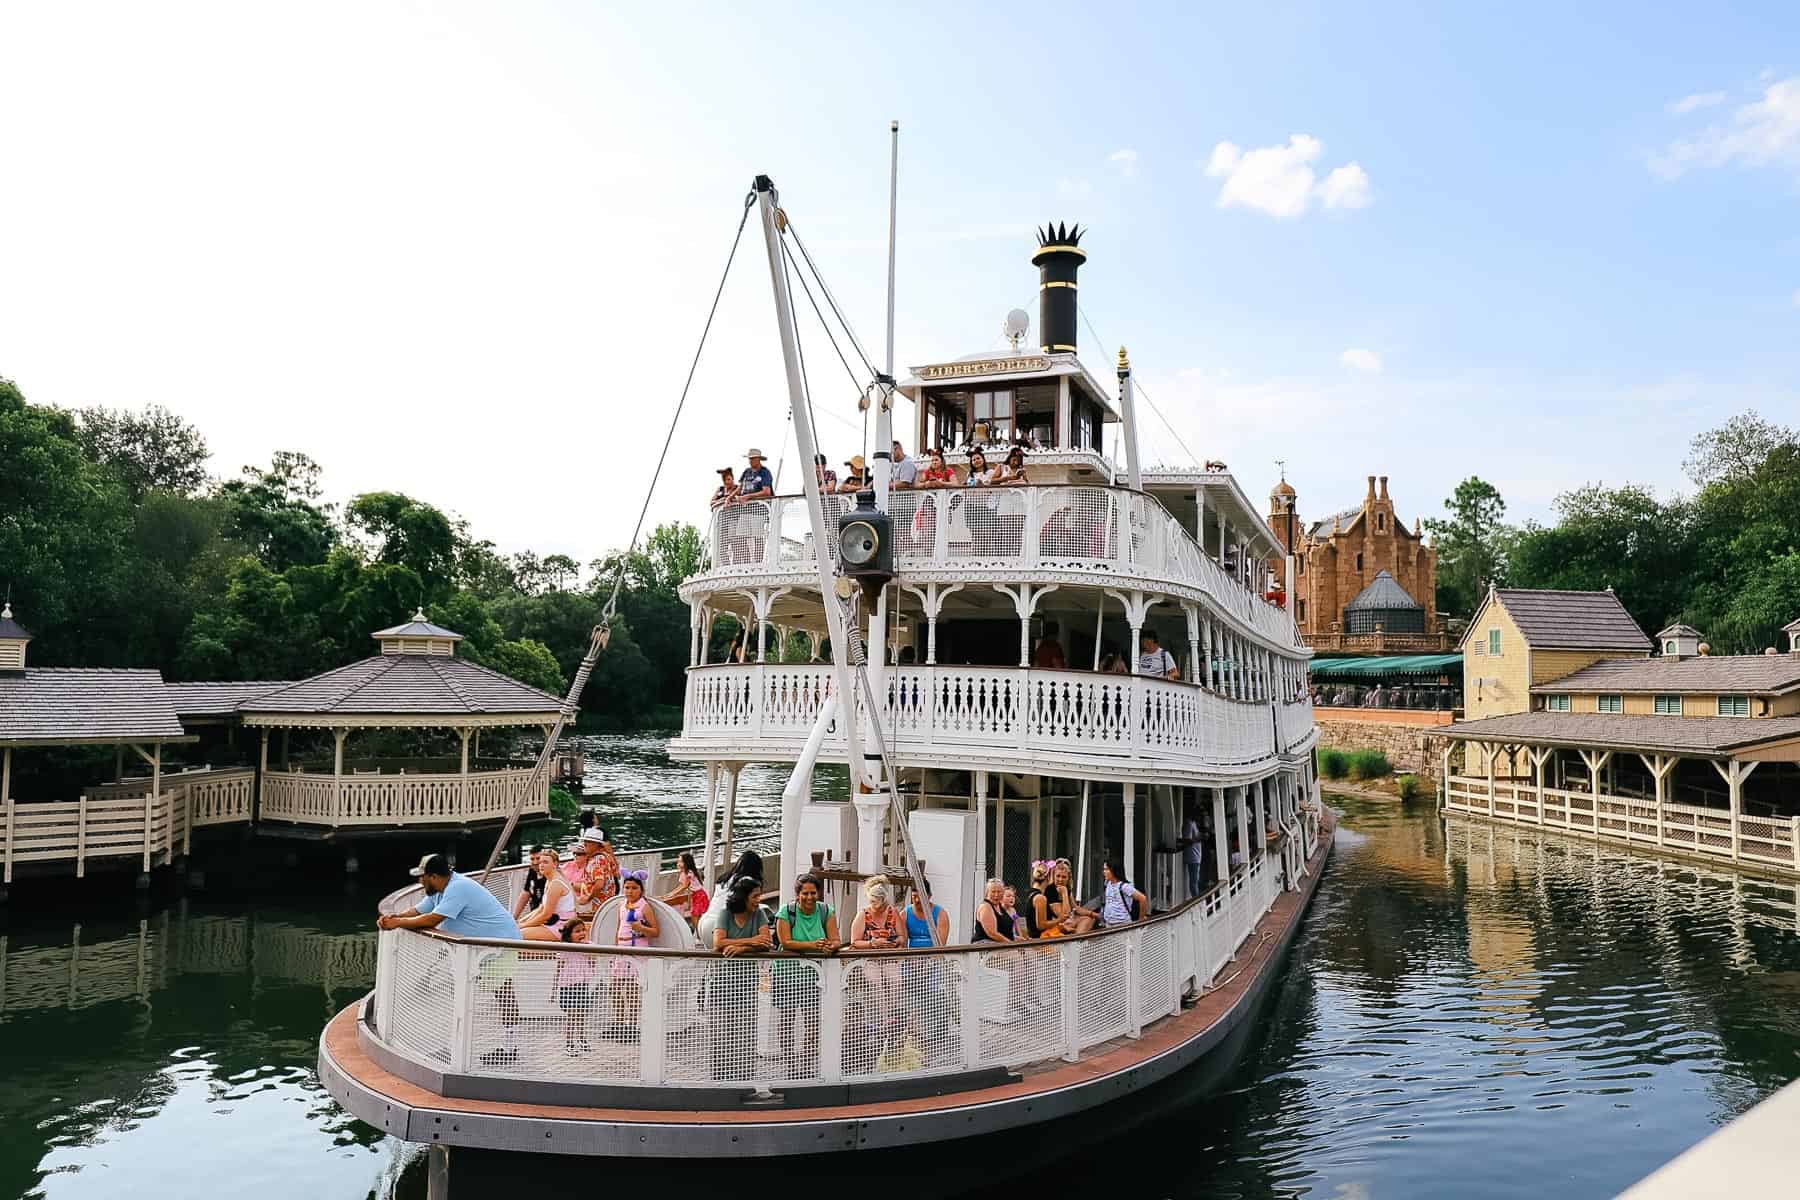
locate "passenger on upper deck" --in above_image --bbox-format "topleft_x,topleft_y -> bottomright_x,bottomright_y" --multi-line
1032,621 -> 1067,669
1099,642 -> 1130,674
838,455 -> 869,494
812,453 -> 838,492
963,448 -> 997,486
1138,630 -> 1179,680
710,467 -> 738,510
890,441 -> 918,488
516,847 -> 576,942
735,449 -> 773,504
917,449 -> 957,488
995,445 -> 1029,485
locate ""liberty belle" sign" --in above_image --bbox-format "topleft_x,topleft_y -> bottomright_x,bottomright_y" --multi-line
916,355 -> 1051,381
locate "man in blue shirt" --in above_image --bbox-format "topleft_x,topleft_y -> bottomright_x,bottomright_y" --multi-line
737,448 -> 774,502
378,854 -> 525,1065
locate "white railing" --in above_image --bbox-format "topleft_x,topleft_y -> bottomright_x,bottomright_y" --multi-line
701,487 -> 1298,649
679,663 -> 1286,773
259,767 -> 546,827
0,767 -> 259,883
1445,775 -> 1800,875
368,851 -> 1291,1092
1277,698 -> 1316,753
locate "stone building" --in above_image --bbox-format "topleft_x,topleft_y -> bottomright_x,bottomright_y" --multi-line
1266,474 -> 1444,652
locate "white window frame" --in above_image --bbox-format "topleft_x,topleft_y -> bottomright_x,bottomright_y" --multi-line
1653,695 -> 1682,715
1546,694 -> 1570,712
1717,695 -> 1749,716
1488,629 -> 1501,656
1597,694 -> 1623,713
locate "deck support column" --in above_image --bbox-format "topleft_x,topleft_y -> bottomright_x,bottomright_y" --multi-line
701,761 -> 721,884
1710,759 -> 1760,863
1184,604 -> 1201,685
1075,781 -> 1091,897
998,583 -> 1058,668
1531,747 -> 1553,826
1210,787 -> 1229,888
427,1143 -> 450,1200
332,729 -> 347,827
1123,782 -> 1136,890
973,770 -> 989,894
2,747 -> 11,885
904,582 -> 963,667
1637,753 -> 1677,846
458,729 -> 472,820
1234,786 -> 1250,864
994,773 -> 1007,886
721,762 -> 740,882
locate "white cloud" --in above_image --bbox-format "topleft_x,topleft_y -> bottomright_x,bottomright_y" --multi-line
1319,162 -> 1372,209
1340,348 -> 1383,373
1650,76 -> 1800,177
1204,135 -> 1372,217
1108,147 -> 1138,177
1668,90 -> 1726,114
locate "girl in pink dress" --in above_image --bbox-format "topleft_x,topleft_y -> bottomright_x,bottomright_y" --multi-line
608,871 -> 659,1036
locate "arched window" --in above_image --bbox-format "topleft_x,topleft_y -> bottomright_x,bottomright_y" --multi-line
1377,512 -> 1386,532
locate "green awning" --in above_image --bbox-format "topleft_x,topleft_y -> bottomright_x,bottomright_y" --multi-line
1307,653 -> 1462,680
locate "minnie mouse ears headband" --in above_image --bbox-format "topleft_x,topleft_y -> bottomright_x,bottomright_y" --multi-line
621,868 -> 649,885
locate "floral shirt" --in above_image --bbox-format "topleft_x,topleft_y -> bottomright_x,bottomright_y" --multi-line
571,850 -> 618,914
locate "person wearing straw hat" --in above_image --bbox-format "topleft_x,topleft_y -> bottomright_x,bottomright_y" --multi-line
736,448 -> 773,503
837,454 -> 869,494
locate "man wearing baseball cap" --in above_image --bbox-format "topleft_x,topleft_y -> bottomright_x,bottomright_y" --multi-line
379,853 -> 525,1065
379,853 -> 521,940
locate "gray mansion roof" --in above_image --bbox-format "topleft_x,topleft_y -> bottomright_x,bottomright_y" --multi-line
1345,570 -> 1422,613
1533,655 -> 1800,696
0,669 -> 188,746
1481,588 -> 1654,652
1440,711 -> 1800,757
238,655 -> 563,720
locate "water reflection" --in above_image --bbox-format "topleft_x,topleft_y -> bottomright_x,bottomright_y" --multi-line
4,761 -> 1799,1199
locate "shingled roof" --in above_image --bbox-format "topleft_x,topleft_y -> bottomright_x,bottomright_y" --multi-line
1440,710 -> 1800,757
1533,655 -> 1800,696
165,680 -> 295,717
1476,588 -> 1653,652
238,655 -> 563,720
0,669 -> 188,745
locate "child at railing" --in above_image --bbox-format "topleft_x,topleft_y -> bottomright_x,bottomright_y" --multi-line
556,919 -> 596,1055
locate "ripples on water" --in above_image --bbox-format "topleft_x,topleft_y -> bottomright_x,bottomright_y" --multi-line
2,748 -> 1798,1199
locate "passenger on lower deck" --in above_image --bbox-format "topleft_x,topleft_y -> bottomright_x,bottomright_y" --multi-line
1099,859 -> 1148,926
974,878 -> 1014,942
1053,859 -> 1098,934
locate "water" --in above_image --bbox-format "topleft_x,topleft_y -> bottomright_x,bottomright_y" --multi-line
2,737 -> 1797,1199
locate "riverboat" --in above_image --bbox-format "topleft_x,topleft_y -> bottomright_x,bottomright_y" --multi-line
320,154 -> 1330,1176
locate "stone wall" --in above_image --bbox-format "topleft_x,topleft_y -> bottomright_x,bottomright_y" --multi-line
1315,715 -> 1448,779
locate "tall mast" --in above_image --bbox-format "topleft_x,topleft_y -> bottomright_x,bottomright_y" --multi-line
874,120 -> 899,510
751,177 -> 873,798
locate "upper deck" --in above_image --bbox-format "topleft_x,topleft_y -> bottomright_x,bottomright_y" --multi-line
686,481 -> 1300,655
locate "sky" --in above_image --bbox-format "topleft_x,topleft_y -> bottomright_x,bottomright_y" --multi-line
3,2 -> 1798,569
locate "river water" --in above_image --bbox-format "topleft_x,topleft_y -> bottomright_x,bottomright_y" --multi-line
3,734 -> 1798,1199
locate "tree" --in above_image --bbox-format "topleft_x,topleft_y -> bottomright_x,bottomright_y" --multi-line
1508,484 -> 1697,636
1713,552 -> 1800,654
215,452 -> 338,570
542,554 -> 580,592
75,404 -> 211,498
345,491 -> 459,602
1683,411 -> 1797,488
0,378 -> 134,662
1423,477 -> 1514,620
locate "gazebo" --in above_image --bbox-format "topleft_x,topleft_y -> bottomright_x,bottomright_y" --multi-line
240,611 -> 564,837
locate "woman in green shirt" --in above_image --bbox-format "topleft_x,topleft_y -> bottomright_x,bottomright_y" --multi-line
708,877 -> 772,1081
773,873 -> 840,1077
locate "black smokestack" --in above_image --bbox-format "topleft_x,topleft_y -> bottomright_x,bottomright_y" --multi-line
1032,222 -> 1085,354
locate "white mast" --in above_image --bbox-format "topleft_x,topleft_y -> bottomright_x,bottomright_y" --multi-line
874,120 -> 899,511
752,177 -> 876,798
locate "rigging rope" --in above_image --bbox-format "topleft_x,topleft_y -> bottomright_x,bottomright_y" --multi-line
480,190 -> 756,880
1077,303 -> 1200,468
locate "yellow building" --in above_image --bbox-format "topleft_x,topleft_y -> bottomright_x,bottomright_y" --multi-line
1460,585 -> 1653,719
1440,602 -> 1800,878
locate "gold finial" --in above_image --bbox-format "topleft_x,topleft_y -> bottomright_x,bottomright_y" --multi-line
1117,345 -> 1130,374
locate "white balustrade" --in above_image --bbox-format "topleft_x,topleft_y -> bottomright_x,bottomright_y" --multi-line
699,486 -> 1298,650
681,662 -> 1297,773
259,767 -> 545,827
368,851 -> 1298,1094
1445,775 -> 1800,876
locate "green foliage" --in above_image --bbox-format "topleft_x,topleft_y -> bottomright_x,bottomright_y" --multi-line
1395,774 -> 1422,801
1423,476 -> 1515,619
548,785 -> 580,822
1319,749 -> 1350,779
75,403 -> 211,499
345,491 -> 459,602
1349,750 -> 1392,779
215,452 -> 339,571
1507,484 -> 1697,638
